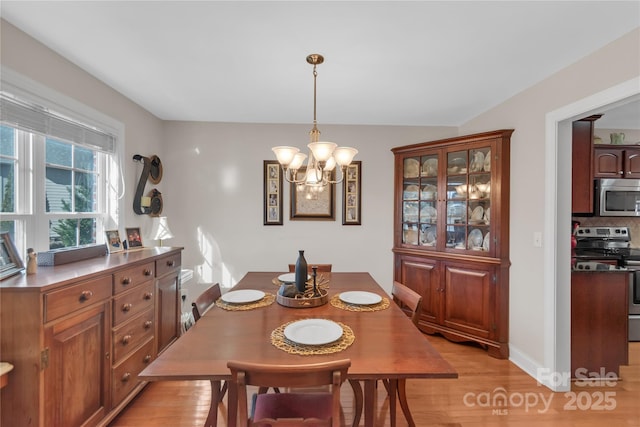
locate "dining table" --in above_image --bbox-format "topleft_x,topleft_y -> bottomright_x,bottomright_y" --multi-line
138,271 -> 457,427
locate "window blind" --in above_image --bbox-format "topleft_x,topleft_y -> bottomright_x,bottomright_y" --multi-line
0,92 -> 116,153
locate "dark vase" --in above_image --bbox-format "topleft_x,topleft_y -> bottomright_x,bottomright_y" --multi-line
295,250 -> 308,293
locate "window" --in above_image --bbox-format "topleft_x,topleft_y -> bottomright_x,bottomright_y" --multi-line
0,75 -> 122,256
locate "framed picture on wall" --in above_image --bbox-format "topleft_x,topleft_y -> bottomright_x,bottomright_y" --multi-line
290,167 -> 335,220
264,161 -> 283,225
342,161 -> 362,225
105,229 -> 124,253
125,227 -> 143,248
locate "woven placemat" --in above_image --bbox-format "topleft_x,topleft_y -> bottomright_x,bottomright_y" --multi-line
329,294 -> 390,312
215,293 -> 276,311
271,320 -> 355,355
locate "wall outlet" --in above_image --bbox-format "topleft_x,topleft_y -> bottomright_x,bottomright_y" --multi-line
533,232 -> 543,247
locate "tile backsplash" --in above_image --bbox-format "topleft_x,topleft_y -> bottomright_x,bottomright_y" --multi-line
573,216 -> 640,247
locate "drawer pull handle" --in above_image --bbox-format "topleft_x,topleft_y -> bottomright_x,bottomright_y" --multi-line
122,335 -> 132,345
122,303 -> 133,312
166,260 -> 175,267
79,290 -> 93,302
143,355 -> 152,363
143,292 -> 153,300
143,269 -> 152,276
144,320 -> 153,329
121,372 -> 131,382
121,277 -> 131,285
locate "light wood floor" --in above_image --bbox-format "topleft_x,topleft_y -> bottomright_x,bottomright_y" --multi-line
109,335 -> 640,426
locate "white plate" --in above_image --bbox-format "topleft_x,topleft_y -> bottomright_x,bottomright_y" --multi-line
420,205 -> 437,222
278,273 -> 310,283
422,158 -> 438,176
404,158 -> 420,178
484,150 -> 491,172
483,232 -> 490,251
421,226 -> 436,245
471,206 -> 484,221
220,289 -> 265,304
283,319 -> 343,346
339,291 -> 383,306
468,229 -> 483,249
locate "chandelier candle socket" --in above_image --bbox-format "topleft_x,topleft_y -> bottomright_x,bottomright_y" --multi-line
272,54 -> 358,189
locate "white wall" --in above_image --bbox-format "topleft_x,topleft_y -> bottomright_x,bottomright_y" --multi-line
459,28 -> 640,382
160,121 -> 455,296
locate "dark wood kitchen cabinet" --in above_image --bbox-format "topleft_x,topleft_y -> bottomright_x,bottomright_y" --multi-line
571,271 -> 629,378
593,146 -> 640,179
572,115 -> 601,214
392,130 -> 512,358
0,247 -> 182,427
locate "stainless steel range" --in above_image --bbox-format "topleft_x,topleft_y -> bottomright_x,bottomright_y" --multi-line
574,226 -> 640,341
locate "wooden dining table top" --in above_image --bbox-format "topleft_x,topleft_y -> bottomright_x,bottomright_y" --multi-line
139,271 -> 457,382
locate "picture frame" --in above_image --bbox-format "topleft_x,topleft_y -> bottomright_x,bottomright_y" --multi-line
105,229 -> 124,253
290,167 -> 335,220
125,227 -> 144,248
0,232 -> 24,280
263,160 -> 283,225
342,161 -> 362,225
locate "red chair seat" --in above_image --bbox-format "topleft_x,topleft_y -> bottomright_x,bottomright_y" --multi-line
253,392 -> 333,424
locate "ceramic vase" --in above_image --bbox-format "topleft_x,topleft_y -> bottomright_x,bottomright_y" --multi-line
294,250 -> 308,293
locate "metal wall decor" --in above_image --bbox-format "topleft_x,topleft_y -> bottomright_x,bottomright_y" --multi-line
133,154 -> 163,216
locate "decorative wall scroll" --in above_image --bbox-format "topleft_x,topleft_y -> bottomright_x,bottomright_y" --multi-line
342,161 -> 361,225
290,168 -> 335,220
264,161 -> 283,225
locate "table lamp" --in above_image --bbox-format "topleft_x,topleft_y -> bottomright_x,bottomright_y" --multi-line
150,216 -> 174,246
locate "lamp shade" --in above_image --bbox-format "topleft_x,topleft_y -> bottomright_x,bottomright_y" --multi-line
150,216 -> 174,244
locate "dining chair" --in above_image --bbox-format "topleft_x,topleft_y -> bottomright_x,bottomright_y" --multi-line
190,283 -> 228,407
385,281 -> 423,427
287,263 -> 332,273
227,359 -> 351,427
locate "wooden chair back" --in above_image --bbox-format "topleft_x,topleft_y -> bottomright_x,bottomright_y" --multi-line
191,283 -> 221,322
392,281 -> 422,326
287,264 -> 332,273
227,359 -> 350,427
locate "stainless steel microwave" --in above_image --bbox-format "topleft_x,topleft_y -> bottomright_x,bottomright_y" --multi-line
597,179 -> 640,216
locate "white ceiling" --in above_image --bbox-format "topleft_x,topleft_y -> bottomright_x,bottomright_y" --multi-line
1,1 -> 639,127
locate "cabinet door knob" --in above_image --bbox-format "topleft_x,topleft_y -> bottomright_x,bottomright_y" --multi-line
122,335 -> 132,345
143,292 -> 153,300
143,269 -> 152,276
122,303 -> 133,312
166,260 -> 175,267
121,277 -> 131,285
144,320 -> 153,329
121,372 -> 131,382
79,290 -> 93,302
143,355 -> 152,363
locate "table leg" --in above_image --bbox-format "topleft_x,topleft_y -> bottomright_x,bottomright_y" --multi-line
348,380 -> 363,427
396,379 -> 416,427
205,380 -> 221,427
388,379 -> 397,427
363,379 -> 375,427
227,380 -> 237,427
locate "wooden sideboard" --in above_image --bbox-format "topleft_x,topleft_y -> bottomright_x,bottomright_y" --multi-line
0,247 -> 183,427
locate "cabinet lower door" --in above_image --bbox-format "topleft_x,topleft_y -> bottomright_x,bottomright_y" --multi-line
44,302 -> 111,427
442,262 -> 493,339
156,272 -> 180,354
396,255 -> 441,324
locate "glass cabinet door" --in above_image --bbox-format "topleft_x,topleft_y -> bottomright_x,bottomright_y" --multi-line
401,154 -> 438,246
445,147 -> 492,253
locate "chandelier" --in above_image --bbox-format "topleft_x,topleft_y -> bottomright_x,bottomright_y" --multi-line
272,54 -> 358,189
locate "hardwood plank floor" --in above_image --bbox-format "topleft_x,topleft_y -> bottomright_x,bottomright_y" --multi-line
109,335 -> 640,426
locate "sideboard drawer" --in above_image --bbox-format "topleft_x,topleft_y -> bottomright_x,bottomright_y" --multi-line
44,275 -> 112,322
113,282 -> 154,326
112,308 -> 155,363
155,253 -> 181,277
111,338 -> 154,405
113,262 -> 154,295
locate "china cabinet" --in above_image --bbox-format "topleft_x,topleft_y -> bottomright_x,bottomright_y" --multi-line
0,247 -> 182,427
593,145 -> 640,179
392,130 -> 512,358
